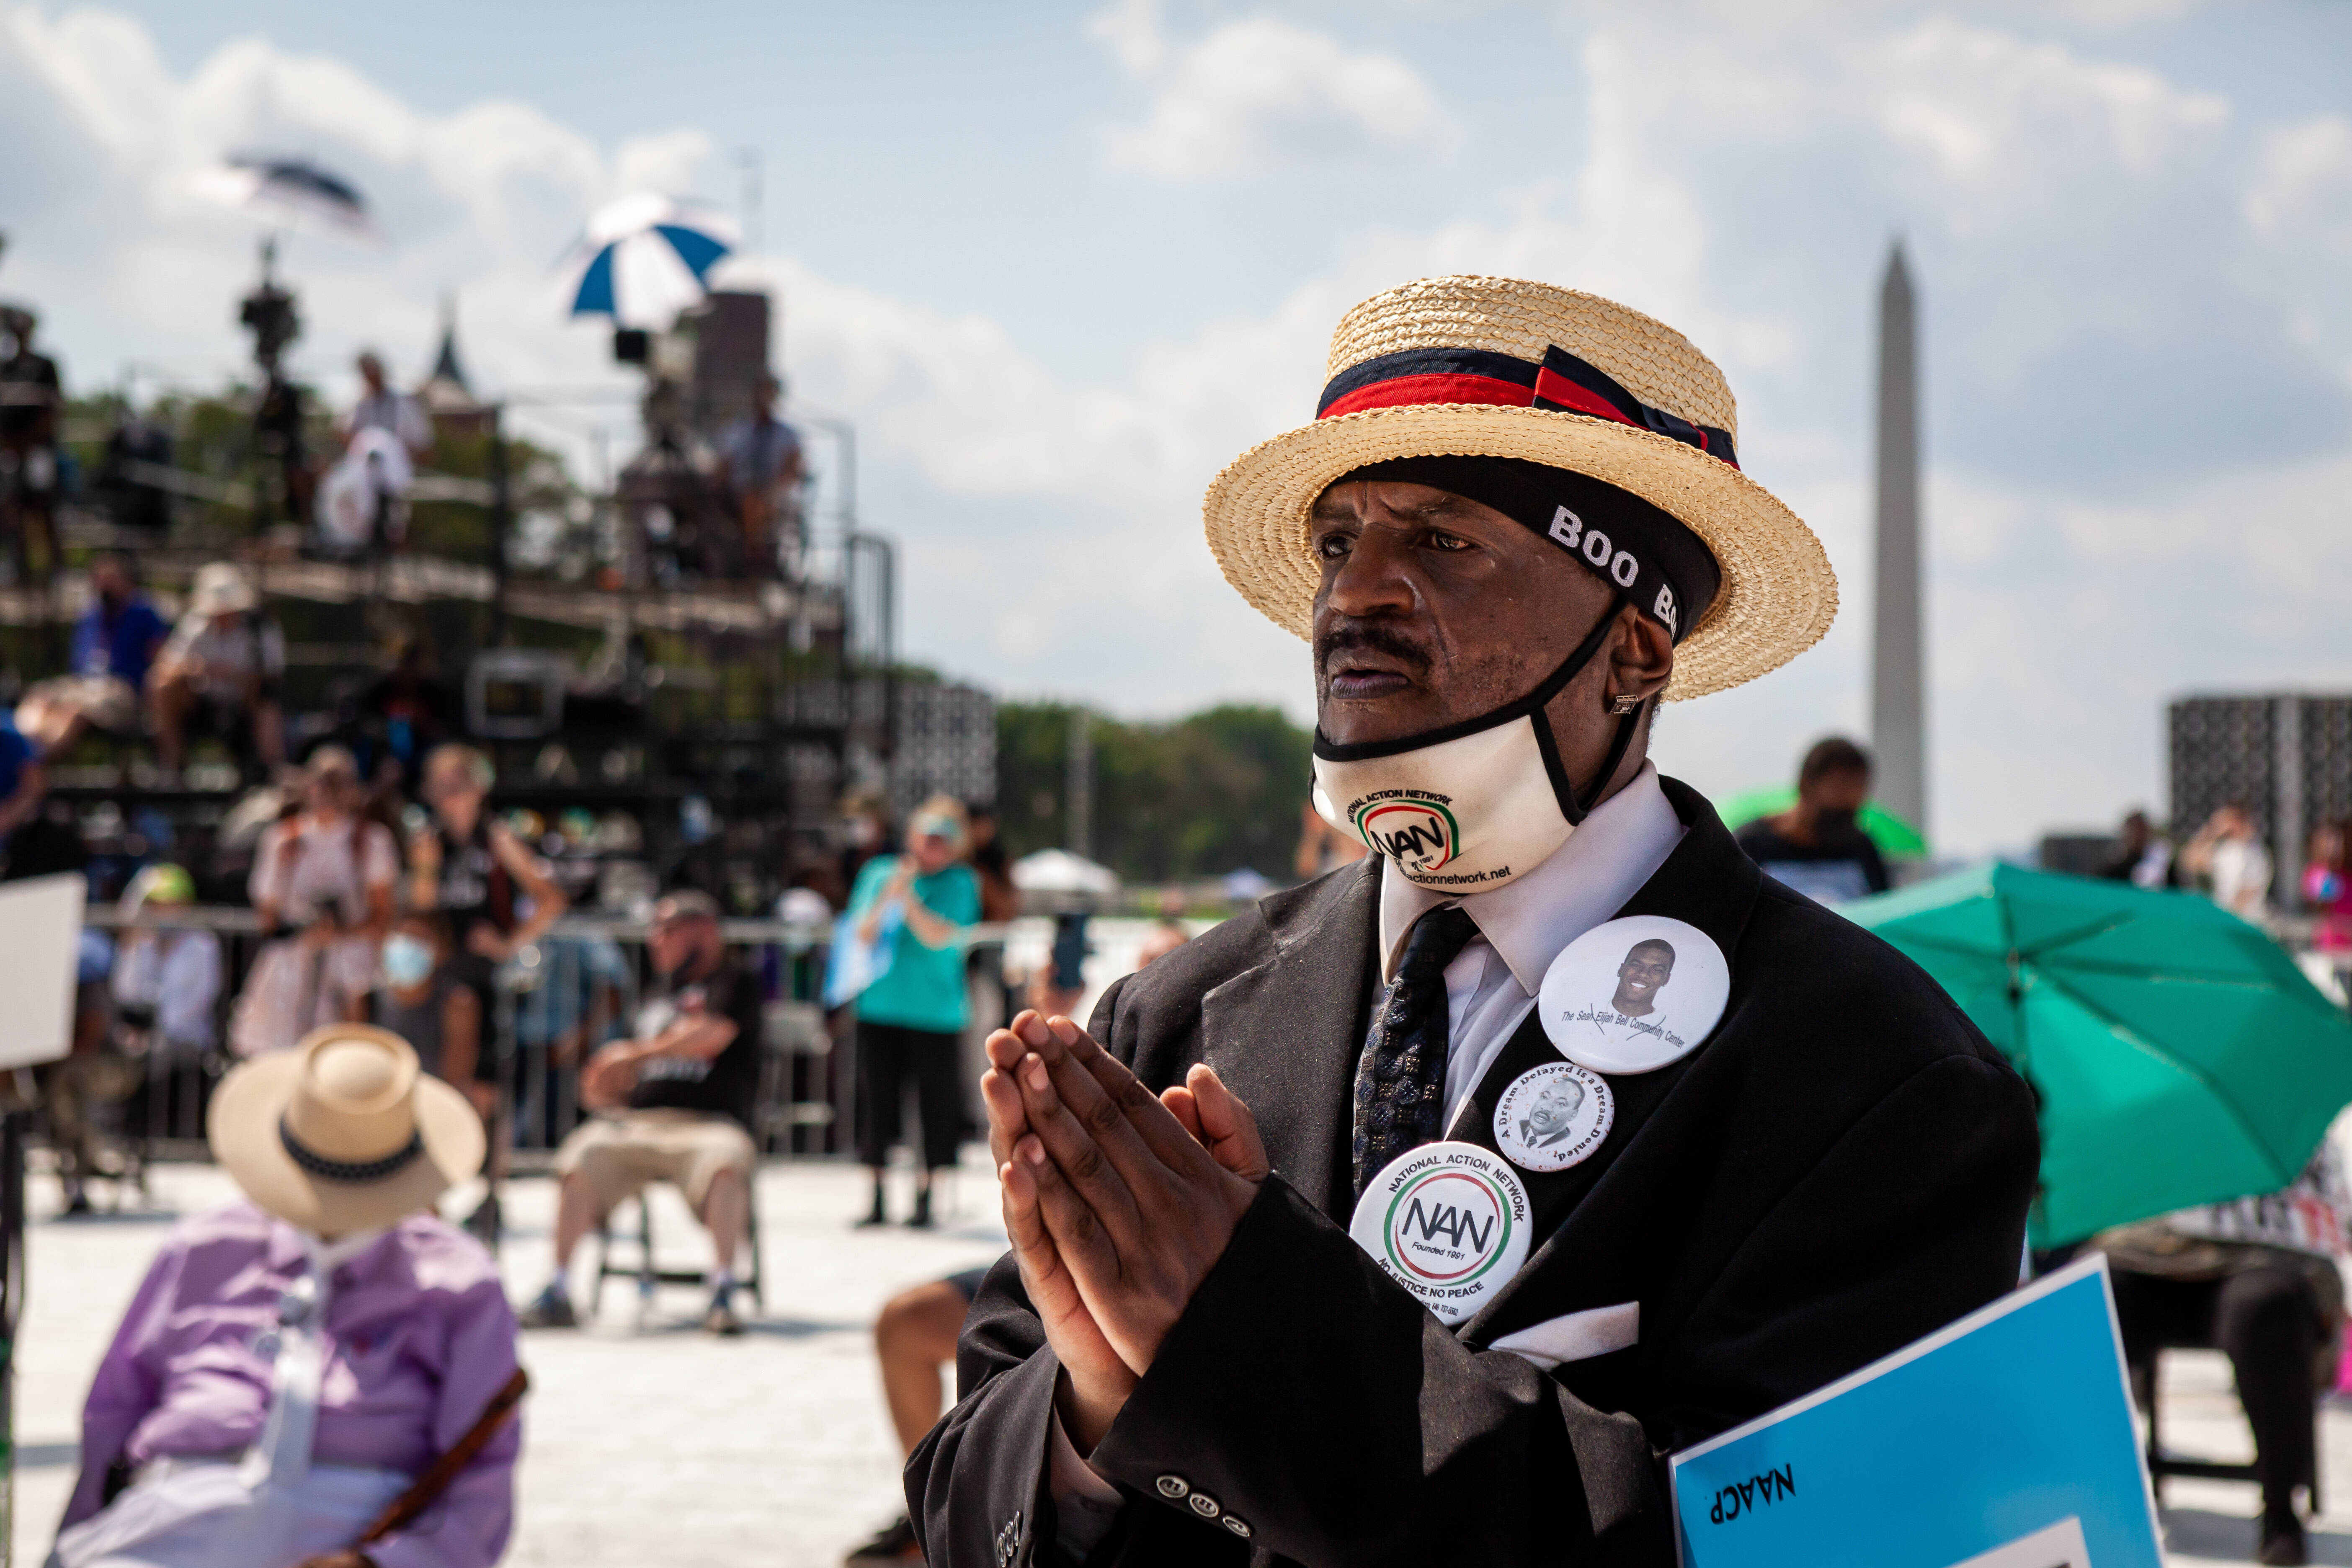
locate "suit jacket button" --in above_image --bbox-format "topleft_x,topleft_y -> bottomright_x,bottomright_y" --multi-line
1222,1516 -> 1253,1539
1188,1492 -> 1222,1519
1155,1474 -> 1190,1499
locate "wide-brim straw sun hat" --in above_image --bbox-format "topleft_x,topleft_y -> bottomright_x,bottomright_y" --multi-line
1202,275 -> 1836,699
210,1024 -> 483,1235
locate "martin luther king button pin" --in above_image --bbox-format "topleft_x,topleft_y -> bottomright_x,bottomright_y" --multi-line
1537,916 -> 1729,1075
1349,1141 -> 1532,1325
1494,1061 -> 1614,1173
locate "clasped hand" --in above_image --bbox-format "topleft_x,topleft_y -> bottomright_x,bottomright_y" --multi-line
982,1011 -> 1268,1452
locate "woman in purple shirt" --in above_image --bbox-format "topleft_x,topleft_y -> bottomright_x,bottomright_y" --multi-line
52,1024 -> 519,1568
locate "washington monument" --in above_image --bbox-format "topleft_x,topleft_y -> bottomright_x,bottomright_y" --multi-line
1871,241 -> 1926,836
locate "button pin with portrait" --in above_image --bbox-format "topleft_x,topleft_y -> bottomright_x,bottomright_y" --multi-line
1493,1061 -> 1613,1173
1537,915 -> 1729,1075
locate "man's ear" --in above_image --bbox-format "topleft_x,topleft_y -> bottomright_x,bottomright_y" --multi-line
1607,606 -> 1674,705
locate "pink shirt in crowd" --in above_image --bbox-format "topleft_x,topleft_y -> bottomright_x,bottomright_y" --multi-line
62,1201 -> 519,1568
2306,862 -> 2352,952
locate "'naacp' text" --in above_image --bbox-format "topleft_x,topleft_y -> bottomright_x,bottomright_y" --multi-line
1705,1466 -> 1795,1525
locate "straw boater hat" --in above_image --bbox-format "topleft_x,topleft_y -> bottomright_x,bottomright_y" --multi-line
1202,275 -> 1837,699
210,1025 -> 484,1235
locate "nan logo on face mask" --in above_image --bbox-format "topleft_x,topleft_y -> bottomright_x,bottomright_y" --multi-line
1349,791 -> 1461,875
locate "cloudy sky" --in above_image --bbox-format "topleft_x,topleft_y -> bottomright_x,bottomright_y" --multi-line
5,0 -> 2352,855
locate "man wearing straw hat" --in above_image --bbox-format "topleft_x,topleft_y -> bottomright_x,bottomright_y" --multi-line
913,278 -> 2039,1565
52,1025 -> 521,1568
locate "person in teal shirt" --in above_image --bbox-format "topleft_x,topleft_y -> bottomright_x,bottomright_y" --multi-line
847,795 -> 983,1228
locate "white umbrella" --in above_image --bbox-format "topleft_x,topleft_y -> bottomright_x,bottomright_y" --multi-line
560,193 -> 739,330
192,155 -> 383,245
1011,849 -> 1122,897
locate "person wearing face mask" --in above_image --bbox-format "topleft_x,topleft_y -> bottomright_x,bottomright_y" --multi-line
1732,737 -> 1890,905
371,912 -> 485,1112
519,892 -> 768,1336
913,276 -> 2037,1567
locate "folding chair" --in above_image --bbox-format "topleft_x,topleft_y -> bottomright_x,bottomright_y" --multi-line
586,1171 -> 765,1320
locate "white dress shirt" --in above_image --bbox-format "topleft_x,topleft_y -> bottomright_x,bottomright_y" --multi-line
1377,761 -> 1686,1131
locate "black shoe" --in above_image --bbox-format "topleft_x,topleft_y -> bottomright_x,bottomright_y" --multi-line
517,1284 -> 578,1329
905,1187 -> 933,1230
2259,1515 -> 2306,1565
844,1512 -> 923,1565
855,1189 -> 888,1228
704,1282 -> 743,1337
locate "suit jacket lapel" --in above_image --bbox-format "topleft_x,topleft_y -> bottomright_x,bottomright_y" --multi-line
1202,855 -> 1383,1222
1459,778 -> 1764,1342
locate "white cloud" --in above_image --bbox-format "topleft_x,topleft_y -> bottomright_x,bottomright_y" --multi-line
0,3 -> 696,405
2246,114 -> 2352,254
612,129 -> 717,201
1869,18 -> 2229,228
5,2 -> 2349,859
1087,0 -> 1464,181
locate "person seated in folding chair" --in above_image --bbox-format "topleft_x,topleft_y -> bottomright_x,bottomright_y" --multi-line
50,1024 -> 522,1568
519,890 -> 766,1336
2100,1143 -> 2352,1565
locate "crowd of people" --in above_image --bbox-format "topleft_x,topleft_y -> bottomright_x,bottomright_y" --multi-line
3,325 -> 814,587
2098,797 -> 2352,948
40,756 -> 1109,1568
4,552 -> 287,790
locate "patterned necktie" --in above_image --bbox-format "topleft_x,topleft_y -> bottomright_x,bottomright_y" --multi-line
1352,903 -> 1482,1197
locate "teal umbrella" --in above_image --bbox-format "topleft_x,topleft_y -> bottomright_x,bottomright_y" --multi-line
1849,863 -> 2352,1248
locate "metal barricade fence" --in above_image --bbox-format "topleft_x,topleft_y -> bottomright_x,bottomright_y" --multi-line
73,908 -> 1020,1168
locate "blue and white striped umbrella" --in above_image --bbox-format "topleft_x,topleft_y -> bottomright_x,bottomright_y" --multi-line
562,194 -> 739,330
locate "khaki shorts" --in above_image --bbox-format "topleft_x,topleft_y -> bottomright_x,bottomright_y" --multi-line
555,1109 -> 756,1212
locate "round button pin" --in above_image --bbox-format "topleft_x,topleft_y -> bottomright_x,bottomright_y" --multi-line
1349,1141 -> 1533,1326
1537,916 -> 1728,1075
1493,1061 -> 1614,1173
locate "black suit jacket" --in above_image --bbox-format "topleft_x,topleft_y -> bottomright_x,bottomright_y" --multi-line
910,779 -> 2038,1568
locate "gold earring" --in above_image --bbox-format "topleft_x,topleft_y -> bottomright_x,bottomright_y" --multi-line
1609,694 -> 1643,716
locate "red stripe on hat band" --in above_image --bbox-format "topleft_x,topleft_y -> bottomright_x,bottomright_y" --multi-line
1317,374 -> 1534,420
1313,343 -> 1742,471
1531,366 -> 1641,429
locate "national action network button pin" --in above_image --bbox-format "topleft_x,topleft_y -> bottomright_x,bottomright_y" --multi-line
1348,1141 -> 1532,1326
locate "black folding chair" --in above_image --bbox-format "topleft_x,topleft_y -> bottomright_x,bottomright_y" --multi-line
586,1174 -> 765,1321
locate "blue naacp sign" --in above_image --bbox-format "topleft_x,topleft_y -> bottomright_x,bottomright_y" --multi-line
1670,1257 -> 2162,1568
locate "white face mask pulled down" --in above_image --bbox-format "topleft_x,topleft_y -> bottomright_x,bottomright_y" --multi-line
1311,612 -> 1642,894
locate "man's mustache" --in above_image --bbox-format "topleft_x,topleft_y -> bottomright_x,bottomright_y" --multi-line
1314,622 -> 1433,678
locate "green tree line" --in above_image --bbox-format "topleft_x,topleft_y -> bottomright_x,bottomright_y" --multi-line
997,702 -> 1314,882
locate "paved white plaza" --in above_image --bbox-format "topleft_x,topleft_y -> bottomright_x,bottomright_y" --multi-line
9,1158 -> 2352,1567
